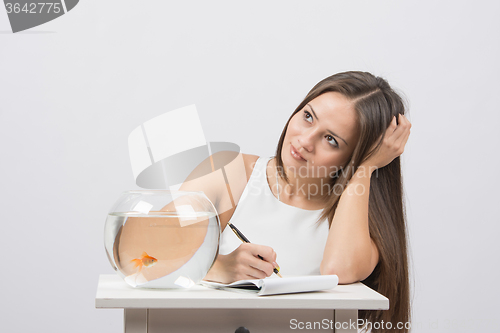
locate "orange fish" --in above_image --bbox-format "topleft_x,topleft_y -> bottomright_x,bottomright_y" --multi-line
130,252 -> 158,272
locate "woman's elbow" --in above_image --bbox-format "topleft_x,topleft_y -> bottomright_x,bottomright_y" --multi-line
321,242 -> 379,284
321,261 -> 357,284
320,260 -> 374,284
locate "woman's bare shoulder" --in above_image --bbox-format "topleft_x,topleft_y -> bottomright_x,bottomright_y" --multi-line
241,153 -> 260,180
212,153 -> 260,229
217,152 -> 260,189
207,152 -> 259,178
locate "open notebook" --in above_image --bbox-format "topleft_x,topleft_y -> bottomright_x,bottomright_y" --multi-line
201,275 -> 338,296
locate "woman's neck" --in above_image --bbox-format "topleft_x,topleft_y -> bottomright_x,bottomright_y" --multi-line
271,157 -> 331,204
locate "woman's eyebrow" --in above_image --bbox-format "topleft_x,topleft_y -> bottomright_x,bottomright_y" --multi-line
306,104 -> 348,146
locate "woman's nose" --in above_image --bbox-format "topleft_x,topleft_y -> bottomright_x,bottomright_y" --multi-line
298,130 -> 315,152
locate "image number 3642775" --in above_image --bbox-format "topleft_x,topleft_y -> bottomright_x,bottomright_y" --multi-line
3,0 -> 79,33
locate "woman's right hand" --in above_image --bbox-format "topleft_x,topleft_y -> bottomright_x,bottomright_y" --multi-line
204,243 -> 278,284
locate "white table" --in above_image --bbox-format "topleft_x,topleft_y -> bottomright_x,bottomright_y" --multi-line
95,274 -> 388,333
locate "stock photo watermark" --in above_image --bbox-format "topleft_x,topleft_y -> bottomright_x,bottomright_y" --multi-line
289,318 -> 495,331
290,318 -> 411,330
3,0 -> 79,33
247,163 -> 379,200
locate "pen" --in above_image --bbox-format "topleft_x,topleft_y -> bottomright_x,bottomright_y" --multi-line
227,221 -> 283,278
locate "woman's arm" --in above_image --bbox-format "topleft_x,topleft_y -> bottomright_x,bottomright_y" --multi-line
173,152 -> 278,283
321,114 -> 411,283
320,165 -> 378,283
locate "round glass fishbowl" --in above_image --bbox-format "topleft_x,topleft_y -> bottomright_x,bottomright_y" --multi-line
104,190 -> 220,288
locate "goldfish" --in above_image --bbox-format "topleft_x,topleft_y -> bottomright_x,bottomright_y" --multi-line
130,252 -> 158,272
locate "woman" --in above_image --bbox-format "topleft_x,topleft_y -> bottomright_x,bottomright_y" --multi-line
181,71 -> 411,331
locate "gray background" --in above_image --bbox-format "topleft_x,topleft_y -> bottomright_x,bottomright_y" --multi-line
1,1 -> 499,332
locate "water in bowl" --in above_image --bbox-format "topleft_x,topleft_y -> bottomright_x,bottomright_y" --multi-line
104,211 -> 219,288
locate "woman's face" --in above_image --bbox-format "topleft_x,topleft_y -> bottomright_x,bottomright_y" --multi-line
282,92 -> 360,178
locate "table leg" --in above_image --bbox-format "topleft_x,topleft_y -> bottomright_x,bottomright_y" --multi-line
124,309 -> 148,333
334,309 -> 358,333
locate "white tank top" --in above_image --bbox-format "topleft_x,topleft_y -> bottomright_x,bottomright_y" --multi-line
219,156 -> 330,276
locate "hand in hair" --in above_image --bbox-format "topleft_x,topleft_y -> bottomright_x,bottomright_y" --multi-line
362,113 -> 411,170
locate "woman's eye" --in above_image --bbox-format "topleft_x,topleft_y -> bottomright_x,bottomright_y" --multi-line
303,110 -> 313,123
326,135 -> 338,148
303,110 -> 338,148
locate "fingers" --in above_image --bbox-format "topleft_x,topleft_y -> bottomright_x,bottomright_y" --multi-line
248,259 -> 275,278
388,114 -> 398,132
385,114 -> 411,146
248,243 -> 277,264
247,243 -> 277,277
393,114 -> 411,151
239,262 -> 270,280
231,243 -> 278,280
363,114 -> 411,169
388,114 -> 410,137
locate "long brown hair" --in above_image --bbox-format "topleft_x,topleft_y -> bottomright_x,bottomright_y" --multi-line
275,71 -> 410,332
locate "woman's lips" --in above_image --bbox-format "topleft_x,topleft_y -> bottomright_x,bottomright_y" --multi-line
290,144 -> 307,162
